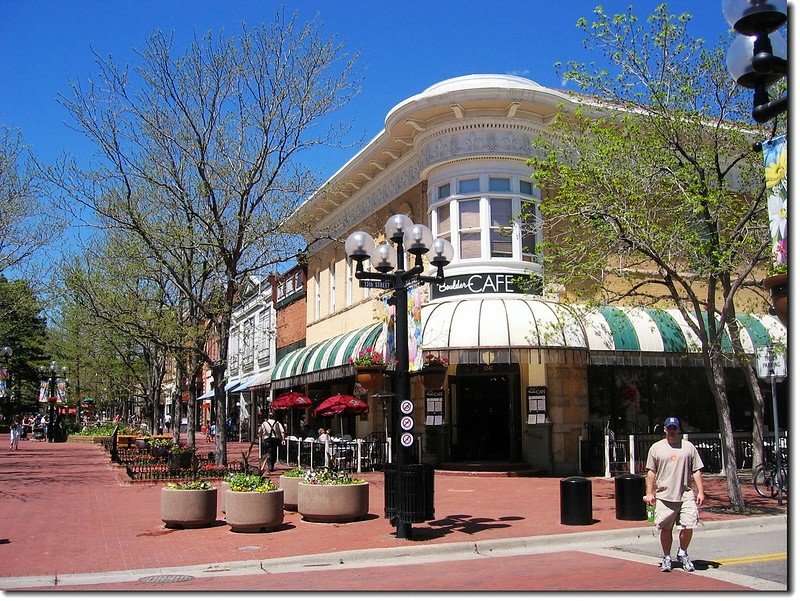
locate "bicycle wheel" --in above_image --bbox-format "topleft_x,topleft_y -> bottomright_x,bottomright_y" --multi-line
753,465 -> 774,498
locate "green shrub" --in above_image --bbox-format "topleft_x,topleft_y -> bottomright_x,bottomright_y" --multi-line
166,480 -> 212,490
227,473 -> 277,492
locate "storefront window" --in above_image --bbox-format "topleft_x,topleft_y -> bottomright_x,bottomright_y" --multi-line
458,199 -> 481,259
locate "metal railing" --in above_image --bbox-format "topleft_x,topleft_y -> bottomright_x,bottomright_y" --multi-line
280,436 -> 422,472
579,430 -> 788,477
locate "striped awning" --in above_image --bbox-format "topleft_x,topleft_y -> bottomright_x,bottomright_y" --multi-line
270,323 -> 385,388
420,298 -> 785,365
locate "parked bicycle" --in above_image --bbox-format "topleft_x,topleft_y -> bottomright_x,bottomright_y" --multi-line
753,448 -> 788,499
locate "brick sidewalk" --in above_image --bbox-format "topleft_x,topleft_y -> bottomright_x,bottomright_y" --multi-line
0,439 -> 784,584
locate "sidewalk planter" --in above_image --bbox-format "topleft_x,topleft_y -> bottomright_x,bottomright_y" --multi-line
135,438 -> 150,452
297,481 -> 369,522
169,450 -> 194,472
225,489 -> 284,533
354,366 -> 385,391
160,485 -> 217,528
279,474 -> 303,510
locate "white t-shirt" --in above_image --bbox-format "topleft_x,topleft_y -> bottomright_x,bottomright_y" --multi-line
259,419 -> 284,440
645,438 -> 704,502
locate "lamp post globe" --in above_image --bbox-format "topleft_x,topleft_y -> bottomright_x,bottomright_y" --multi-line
722,0 -> 787,36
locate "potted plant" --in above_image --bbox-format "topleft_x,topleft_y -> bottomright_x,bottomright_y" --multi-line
296,468 -> 369,523
224,473 -> 284,533
278,467 -> 306,510
160,480 -> 217,528
420,354 -> 449,389
151,438 -> 173,459
350,347 -> 387,390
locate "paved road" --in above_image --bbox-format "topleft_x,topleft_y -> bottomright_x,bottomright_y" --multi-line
0,440 -> 788,592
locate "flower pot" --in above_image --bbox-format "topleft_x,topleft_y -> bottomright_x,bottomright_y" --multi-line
278,475 -> 303,510
355,366 -> 385,391
225,489 -> 284,533
297,481 -> 369,523
135,438 -> 150,452
421,366 -> 447,389
763,273 -> 788,327
160,487 -> 217,528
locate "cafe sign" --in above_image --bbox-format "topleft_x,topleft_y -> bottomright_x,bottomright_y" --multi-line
430,272 -> 541,299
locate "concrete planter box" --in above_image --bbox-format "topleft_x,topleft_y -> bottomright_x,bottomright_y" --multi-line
160,487 -> 217,528
297,481 -> 369,523
279,475 -> 303,510
225,489 -> 284,533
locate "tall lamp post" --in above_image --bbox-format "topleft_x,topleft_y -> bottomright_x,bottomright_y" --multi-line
345,214 -> 454,539
723,0 -> 788,123
1,346 -> 12,423
39,361 -> 68,443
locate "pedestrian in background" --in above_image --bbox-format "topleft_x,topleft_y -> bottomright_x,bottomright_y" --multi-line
9,419 -> 21,450
258,410 -> 285,474
644,416 -> 705,572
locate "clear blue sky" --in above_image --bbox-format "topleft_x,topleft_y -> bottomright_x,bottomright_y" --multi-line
0,0 -> 736,184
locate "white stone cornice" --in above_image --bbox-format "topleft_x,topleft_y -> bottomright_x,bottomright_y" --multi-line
451,103 -> 464,118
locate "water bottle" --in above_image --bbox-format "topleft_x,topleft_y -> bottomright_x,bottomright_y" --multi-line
646,502 -> 655,524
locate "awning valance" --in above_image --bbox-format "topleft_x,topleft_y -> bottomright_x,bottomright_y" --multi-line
270,323 -> 385,389
420,298 -> 785,365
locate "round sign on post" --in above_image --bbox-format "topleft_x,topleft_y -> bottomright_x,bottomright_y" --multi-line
400,400 -> 413,414
400,416 -> 414,431
400,432 -> 414,447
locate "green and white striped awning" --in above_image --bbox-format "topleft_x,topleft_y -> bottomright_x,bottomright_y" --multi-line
420,299 -> 785,366
270,323 -> 386,388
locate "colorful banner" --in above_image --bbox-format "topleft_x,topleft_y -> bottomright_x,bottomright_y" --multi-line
763,135 -> 787,269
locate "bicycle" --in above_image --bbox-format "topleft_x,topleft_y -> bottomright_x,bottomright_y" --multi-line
753,450 -> 788,499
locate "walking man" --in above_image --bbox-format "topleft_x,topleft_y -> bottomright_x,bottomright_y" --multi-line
645,416 -> 705,572
258,410 -> 285,474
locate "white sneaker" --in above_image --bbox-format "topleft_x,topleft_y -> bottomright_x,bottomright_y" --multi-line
678,552 -> 694,572
660,555 -> 672,572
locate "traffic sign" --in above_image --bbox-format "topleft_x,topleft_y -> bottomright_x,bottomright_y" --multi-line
400,432 -> 414,447
359,280 -> 393,289
756,346 -> 787,381
400,399 -> 413,414
400,416 -> 414,431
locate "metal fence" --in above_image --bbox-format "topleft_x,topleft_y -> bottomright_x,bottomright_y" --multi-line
280,436 -> 420,472
579,430 -> 788,477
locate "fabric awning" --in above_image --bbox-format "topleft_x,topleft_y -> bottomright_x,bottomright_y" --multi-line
270,322 -> 385,388
228,370 -> 271,394
197,390 -> 215,400
420,298 -> 785,366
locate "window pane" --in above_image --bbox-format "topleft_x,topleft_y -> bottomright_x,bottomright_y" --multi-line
438,183 -> 450,199
520,180 -> 533,196
490,231 -> 513,257
437,204 -> 451,235
460,232 -> 481,258
490,198 -> 512,227
458,178 -> 480,194
489,177 -> 511,192
459,199 -> 480,228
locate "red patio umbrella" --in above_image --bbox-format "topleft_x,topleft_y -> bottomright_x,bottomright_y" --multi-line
272,391 -> 313,410
315,394 -> 369,437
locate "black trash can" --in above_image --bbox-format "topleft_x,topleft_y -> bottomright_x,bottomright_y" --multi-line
615,473 -> 647,520
384,463 -> 435,523
560,476 -> 592,525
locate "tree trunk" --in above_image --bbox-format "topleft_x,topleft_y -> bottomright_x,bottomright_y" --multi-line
706,353 -> 746,511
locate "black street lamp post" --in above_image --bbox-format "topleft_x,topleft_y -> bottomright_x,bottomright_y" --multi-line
723,0 -> 788,123
2,346 -> 12,422
39,361 -> 68,443
346,214 -> 454,539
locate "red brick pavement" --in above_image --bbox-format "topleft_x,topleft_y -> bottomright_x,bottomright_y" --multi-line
0,439 -> 784,590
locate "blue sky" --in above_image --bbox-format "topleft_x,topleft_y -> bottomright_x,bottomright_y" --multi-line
0,0 -> 737,184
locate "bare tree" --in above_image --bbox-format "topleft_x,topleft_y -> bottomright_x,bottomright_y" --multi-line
49,11 -> 360,464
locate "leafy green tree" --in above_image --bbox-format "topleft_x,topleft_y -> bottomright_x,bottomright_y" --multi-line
527,5 -> 781,511
49,11 -> 359,463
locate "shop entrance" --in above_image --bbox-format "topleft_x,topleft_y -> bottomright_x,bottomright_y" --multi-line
450,367 -> 518,461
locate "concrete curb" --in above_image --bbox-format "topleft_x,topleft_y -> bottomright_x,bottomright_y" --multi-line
0,514 -> 785,590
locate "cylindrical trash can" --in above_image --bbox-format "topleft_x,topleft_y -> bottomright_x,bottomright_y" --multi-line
615,473 -> 646,520
384,463 -> 435,523
560,476 -> 592,525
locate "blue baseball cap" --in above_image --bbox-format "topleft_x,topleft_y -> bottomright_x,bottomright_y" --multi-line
664,417 -> 680,429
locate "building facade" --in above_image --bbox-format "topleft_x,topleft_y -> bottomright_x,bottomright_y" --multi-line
268,74 -> 784,473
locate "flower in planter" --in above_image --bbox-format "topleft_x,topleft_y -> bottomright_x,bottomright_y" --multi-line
166,480 -> 212,490
422,354 -> 449,369
282,467 -> 306,478
349,347 -> 386,367
227,473 -> 277,492
302,467 -> 365,485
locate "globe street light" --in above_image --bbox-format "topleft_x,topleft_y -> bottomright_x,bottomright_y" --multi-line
345,215 -> 453,540
39,361 -> 68,443
723,0 -> 788,123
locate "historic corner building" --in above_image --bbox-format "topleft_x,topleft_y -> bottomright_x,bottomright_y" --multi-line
274,74 -> 786,474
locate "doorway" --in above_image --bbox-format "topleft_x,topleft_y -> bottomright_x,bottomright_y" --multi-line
450,373 -> 512,461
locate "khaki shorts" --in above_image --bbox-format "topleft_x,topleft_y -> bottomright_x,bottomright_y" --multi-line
654,497 -> 699,530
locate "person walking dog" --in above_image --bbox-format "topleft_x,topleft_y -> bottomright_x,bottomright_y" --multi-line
645,416 -> 705,572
